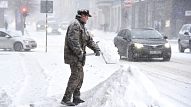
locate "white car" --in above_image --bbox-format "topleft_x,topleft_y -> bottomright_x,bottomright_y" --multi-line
59,21 -> 69,30
0,31 -> 37,51
86,26 -> 94,37
178,24 -> 191,52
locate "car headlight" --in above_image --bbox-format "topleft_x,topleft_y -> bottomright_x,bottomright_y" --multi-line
37,25 -> 40,27
134,43 -> 144,49
164,43 -> 171,48
23,40 -> 30,43
90,31 -> 94,35
47,27 -> 52,32
58,28 -> 62,32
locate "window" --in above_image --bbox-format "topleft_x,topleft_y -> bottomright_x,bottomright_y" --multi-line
125,30 -> 131,38
0,32 -> 6,37
117,29 -> 126,37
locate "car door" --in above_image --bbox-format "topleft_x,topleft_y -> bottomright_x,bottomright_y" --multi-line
0,31 -> 11,49
182,25 -> 191,45
118,29 -> 128,56
120,29 -> 133,56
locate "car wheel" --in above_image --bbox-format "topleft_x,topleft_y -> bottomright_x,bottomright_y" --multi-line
127,48 -> 134,61
14,42 -> 23,51
178,42 -> 185,53
119,55 -> 122,59
24,49 -> 31,51
163,55 -> 171,61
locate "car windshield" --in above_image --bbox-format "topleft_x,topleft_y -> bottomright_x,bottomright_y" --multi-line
131,29 -> 163,39
37,21 -> 46,24
6,31 -> 21,37
48,24 -> 59,28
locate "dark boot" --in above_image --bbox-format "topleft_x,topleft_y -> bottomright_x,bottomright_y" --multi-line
61,96 -> 75,106
73,97 -> 85,105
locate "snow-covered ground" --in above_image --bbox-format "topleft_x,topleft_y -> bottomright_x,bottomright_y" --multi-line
0,25 -> 189,107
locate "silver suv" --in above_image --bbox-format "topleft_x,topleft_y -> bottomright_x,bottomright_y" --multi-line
178,24 -> 191,52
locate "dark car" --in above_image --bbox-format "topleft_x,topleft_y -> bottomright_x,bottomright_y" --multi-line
47,23 -> 62,35
114,28 -> 171,61
36,21 -> 46,31
0,31 -> 37,51
178,24 -> 191,52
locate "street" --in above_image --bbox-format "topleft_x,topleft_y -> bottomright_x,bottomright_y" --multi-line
0,25 -> 191,107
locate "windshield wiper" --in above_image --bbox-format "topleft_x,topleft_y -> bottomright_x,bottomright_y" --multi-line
148,38 -> 161,39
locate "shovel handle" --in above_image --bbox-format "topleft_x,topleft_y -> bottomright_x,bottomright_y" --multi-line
86,53 -> 96,56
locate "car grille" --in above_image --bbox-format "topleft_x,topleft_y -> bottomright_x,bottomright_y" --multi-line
30,41 -> 36,43
143,44 -> 164,49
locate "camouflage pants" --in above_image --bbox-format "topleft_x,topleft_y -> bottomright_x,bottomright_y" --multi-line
64,65 -> 84,101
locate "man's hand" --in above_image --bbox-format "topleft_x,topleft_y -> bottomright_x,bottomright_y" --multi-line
94,50 -> 101,56
77,52 -> 84,61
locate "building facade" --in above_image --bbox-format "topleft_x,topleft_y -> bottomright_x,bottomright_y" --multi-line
93,0 -> 191,39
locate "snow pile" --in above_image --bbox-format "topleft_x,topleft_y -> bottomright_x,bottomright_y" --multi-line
97,40 -> 119,64
82,64 -> 174,107
0,89 -> 12,107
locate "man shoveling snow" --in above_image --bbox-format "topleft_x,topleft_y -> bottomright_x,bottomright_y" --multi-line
61,9 -> 101,106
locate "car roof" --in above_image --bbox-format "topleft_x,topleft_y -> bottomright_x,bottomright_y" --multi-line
37,20 -> 45,22
48,22 -> 58,25
121,28 -> 154,31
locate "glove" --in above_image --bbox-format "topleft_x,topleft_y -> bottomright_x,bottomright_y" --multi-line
94,50 -> 101,56
77,52 -> 83,61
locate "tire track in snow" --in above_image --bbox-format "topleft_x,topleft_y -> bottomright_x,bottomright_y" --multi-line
12,53 -> 49,106
119,58 -> 191,107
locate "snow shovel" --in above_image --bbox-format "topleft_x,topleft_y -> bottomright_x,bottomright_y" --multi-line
86,52 -> 116,64
86,41 -> 119,64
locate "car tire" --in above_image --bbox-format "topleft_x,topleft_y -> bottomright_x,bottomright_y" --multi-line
163,55 -> 171,61
119,55 -> 122,59
178,42 -> 185,53
14,42 -> 23,51
24,49 -> 31,51
127,48 -> 134,61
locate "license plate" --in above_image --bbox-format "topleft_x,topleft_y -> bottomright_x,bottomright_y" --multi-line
32,45 -> 36,47
150,51 -> 161,54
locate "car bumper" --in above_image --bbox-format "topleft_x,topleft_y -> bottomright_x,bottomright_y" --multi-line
23,43 -> 37,49
48,30 -> 61,34
36,27 -> 45,30
180,39 -> 191,48
132,46 -> 171,58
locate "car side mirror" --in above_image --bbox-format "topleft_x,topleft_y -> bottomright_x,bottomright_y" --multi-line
184,32 -> 189,35
164,36 -> 168,39
123,37 -> 131,41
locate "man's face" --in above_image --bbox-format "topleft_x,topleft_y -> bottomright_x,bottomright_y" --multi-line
81,14 -> 88,23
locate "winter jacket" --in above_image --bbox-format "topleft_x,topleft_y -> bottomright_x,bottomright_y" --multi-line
64,15 -> 100,66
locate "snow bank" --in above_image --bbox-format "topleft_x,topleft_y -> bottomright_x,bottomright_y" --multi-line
82,64 -> 174,107
97,40 -> 120,64
0,89 -> 12,107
